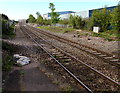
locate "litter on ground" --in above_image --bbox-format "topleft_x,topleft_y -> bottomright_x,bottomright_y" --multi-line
13,54 -> 31,66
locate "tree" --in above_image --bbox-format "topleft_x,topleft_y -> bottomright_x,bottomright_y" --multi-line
36,12 -> 43,25
36,12 -> 40,19
58,19 -> 69,25
36,15 -> 43,25
90,8 -> 111,31
1,14 -> 15,38
111,4 -> 120,31
69,15 -> 76,28
43,19 -> 51,25
28,14 -> 36,23
69,15 -> 85,29
49,3 -> 60,24
74,15 -> 84,29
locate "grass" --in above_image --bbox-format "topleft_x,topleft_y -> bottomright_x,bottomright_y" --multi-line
2,54 -> 13,71
38,26 -> 75,34
2,42 -> 18,71
2,25 -> 16,39
61,85 -> 73,93
92,30 -> 119,41
37,26 -> 119,41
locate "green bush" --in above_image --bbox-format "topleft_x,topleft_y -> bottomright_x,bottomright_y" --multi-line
1,14 -> 16,38
110,5 -> 120,31
69,15 -> 85,29
2,42 -> 16,71
90,8 -> 111,32
58,19 -> 69,25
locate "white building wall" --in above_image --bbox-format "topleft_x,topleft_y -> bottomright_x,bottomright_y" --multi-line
43,13 -> 49,19
43,13 -> 75,20
75,11 -> 89,18
59,13 -> 75,20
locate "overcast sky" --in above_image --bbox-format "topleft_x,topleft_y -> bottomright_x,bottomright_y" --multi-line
0,0 -> 119,21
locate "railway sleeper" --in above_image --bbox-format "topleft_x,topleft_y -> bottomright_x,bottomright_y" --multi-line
104,56 -> 113,59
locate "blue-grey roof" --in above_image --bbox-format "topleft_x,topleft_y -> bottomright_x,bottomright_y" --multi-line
48,11 -> 75,17
89,6 -> 117,17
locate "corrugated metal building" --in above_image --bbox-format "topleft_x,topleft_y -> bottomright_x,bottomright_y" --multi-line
43,11 -> 75,20
43,6 -> 117,20
75,11 -> 89,18
89,6 -> 117,17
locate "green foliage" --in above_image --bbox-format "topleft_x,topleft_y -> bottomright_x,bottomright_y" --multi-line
69,15 -> 76,28
36,14 -> 43,25
2,42 -> 16,71
58,19 -> 69,25
69,15 -> 85,29
90,8 -> 111,31
28,14 -> 36,23
38,26 -> 75,34
49,3 -> 60,24
1,14 -> 16,38
43,19 -> 51,25
92,30 -> 119,41
75,15 -> 85,29
110,5 -> 120,31
82,18 -> 90,30
36,12 -> 40,19
2,54 -> 13,71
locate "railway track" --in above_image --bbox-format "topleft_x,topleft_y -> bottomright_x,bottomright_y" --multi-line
25,25 -> 119,83
20,25 -> 119,92
27,25 -> 120,68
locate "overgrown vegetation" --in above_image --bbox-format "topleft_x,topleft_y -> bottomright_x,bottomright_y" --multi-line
36,12 -> 44,25
1,14 -> 16,38
89,8 -> 111,32
27,14 -> 36,23
92,30 -> 119,41
49,3 -> 60,24
69,15 -> 85,29
27,3 -> 120,41
2,42 -> 17,71
110,5 -> 120,31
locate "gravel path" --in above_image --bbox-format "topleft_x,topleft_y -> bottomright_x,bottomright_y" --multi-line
3,25 -> 60,92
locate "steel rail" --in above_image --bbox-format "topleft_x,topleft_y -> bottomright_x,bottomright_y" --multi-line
20,26 -> 93,93
27,26 -> 120,67
28,25 -> 119,60
23,26 -> 120,87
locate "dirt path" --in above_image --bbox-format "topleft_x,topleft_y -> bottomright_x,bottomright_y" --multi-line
21,62 -> 59,91
3,25 -> 60,92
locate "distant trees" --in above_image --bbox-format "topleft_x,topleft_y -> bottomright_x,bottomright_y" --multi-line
69,15 -> 85,29
36,12 -> 43,25
27,14 -> 36,23
26,3 -> 119,33
43,19 -> 51,25
49,3 -> 60,24
27,13 -> 51,26
58,19 -> 69,25
69,15 -> 76,28
36,12 -> 40,19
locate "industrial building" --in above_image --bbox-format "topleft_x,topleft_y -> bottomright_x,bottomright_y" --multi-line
43,11 -> 75,20
43,6 -> 117,20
